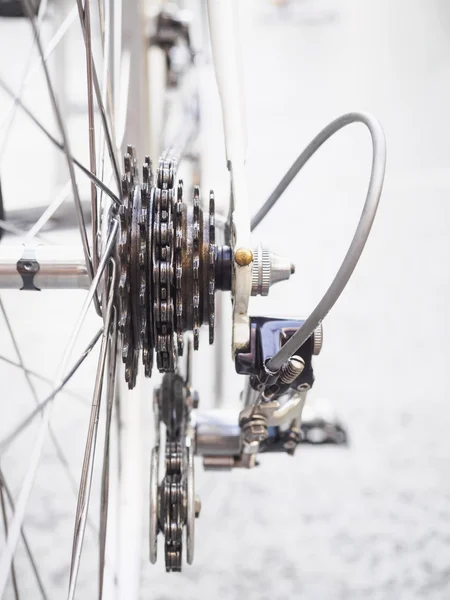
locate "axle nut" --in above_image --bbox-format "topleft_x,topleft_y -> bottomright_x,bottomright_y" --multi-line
234,247 -> 253,267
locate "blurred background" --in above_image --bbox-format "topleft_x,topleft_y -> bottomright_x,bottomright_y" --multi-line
1,0 -> 450,598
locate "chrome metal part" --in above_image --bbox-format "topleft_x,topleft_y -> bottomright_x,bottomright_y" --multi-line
149,446 -> 159,565
0,245 -> 89,289
240,390 -> 308,429
16,246 -> 40,290
241,414 -> 268,444
280,356 -> 305,384
313,323 -> 323,356
251,243 -> 294,297
195,410 -> 242,456
186,443 -> 195,565
240,440 -> 259,469
203,456 -> 235,470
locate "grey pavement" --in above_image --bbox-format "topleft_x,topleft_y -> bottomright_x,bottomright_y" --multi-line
1,0 -> 450,598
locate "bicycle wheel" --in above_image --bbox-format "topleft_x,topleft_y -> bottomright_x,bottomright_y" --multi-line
0,0 -> 151,597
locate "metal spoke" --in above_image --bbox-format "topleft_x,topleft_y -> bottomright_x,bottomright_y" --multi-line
0,78 -> 120,206
0,354 -> 89,405
0,219 -> 48,243
0,2 -> 75,143
0,0 -> 48,162
95,0 -> 111,228
0,296 -> 94,508
0,298 -> 41,405
0,481 -> 19,600
0,469 -> 48,599
98,307 -> 117,599
0,328 -> 103,455
76,0 -> 121,197
0,218 -> 117,452
79,0 -> 99,274
25,180 -> 72,240
0,221 -> 117,596
0,326 -> 102,596
67,261 -> 116,600
0,1 -> 75,139
21,0 -> 94,294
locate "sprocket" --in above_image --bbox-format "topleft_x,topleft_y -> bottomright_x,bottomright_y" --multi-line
117,146 -> 230,388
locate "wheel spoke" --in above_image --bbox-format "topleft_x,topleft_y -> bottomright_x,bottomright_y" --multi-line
0,481 -> 19,600
25,180 -> 72,240
98,308 -> 118,599
76,0 -> 121,198
0,328 -> 103,455
79,0 -> 99,274
0,296 -> 95,511
96,0 -> 113,215
0,1 -> 76,140
0,0 -> 48,162
0,326 -> 103,596
0,218 -> 117,454
0,220 -> 117,596
0,469 -> 48,599
0,78 -> 120,206
67,261 -> 117,600
0,354 -> 89,406
0,218 -> 48,242
21,0 -> 94,292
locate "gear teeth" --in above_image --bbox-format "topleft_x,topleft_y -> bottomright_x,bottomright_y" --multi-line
119,150 -> 135,387
192,186 -> 200,350
118,144 -> 218,383
208,191 -> 216,344
175,181 -> 184,355
118,147 -> 153,387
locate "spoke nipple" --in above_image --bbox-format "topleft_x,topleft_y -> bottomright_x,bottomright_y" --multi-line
234,248 -> 253,267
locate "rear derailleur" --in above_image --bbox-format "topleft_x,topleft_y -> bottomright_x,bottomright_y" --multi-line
116,148 -> 347,572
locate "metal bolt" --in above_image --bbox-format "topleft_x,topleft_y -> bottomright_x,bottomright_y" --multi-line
234,247 -> 253,266
280,356 -> 305,384
241,414 -> 268,444
297,382 -> 311,392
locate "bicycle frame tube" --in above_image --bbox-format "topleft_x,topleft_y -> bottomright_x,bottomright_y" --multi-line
207,0 -> 252,354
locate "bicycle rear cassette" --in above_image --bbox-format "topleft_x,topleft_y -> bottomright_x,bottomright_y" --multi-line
117,146 -> 232,388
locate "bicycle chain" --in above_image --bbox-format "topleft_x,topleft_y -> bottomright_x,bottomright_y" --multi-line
162,441 -> 185,571
175,181 -> 184,355
157,373 -> 189,572
142,157 -> 154,377
153,152 -> 177,372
